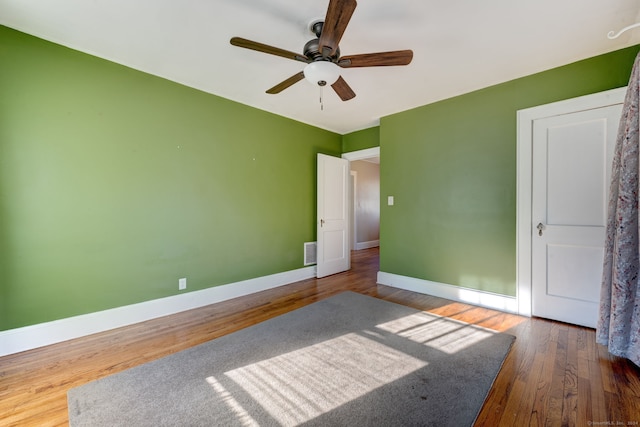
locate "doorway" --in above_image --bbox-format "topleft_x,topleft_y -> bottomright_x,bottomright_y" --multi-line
342,147 -> 380,253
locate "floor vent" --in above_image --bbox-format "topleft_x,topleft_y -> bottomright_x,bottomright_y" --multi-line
304,241 -> 317,266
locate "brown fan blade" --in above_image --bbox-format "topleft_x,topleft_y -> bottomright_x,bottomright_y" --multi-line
338,50 -> 413,68
266,72 -> 306,94
331,76 -> 356,101
230,37 -> 310,63
318,0 -> 357,58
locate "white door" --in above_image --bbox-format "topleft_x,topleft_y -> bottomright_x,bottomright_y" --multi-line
531,103 -> 622,327
317,153 -> 350,278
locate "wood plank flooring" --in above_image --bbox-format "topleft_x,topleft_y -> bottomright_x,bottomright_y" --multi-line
1,247 -> 639,426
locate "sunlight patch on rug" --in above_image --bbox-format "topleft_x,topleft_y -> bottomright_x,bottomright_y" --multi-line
376,312 -> 494,354
206,376 -> 260,427
210,332 -> 427,426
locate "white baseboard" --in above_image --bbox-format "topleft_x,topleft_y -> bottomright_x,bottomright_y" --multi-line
355,240 -> 380,250
377,271 -> 519,314
0,266 -> 316,357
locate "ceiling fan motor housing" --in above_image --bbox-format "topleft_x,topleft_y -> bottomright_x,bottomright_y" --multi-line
303,37 -> 340,62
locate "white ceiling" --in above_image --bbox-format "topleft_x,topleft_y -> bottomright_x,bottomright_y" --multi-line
1,0 -> 640,134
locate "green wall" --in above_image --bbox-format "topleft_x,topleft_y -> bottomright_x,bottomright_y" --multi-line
0,26 -> 341,330
3,23 -> 638,331
342,126 -> 380,153
380,45 -> 639,297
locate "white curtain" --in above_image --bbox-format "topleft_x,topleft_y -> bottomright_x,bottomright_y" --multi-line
596,51 -> 640,367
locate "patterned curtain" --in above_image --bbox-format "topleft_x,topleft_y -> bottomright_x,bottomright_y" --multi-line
596,51 -> 640,367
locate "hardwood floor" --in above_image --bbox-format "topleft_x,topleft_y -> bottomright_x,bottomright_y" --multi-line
1,247 -> 639,426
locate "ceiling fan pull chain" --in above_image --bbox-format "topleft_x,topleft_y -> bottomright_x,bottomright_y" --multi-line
320,85 -> 324,111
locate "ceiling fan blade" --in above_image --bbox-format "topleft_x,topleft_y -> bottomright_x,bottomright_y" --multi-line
338,50 -> 413,68
319,0 -> 357,58
230,37 -> 310,63
266,72 -> 306,94
331,76 -> 356,101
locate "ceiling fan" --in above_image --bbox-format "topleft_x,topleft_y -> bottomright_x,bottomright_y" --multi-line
230,0 -> 413,101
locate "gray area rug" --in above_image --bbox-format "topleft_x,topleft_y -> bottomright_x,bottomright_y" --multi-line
68,291 -> 515,426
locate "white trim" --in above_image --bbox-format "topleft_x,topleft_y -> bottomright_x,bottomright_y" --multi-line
342,146 -> 380,161
377,271 -> 518,313
355,240 -> 380,250
351,170 -> 358,251
0,266 -> 316,357
516,86 -> 627,317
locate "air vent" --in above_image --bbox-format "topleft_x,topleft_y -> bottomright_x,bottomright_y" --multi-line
304,241 -> 317,266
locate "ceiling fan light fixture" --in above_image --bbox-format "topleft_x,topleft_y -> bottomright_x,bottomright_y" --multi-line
303,61 -> 340,86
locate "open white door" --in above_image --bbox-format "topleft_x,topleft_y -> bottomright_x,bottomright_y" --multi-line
317,153 -> 350,278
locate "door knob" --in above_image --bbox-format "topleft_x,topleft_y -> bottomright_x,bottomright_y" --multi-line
536,222 -> 545,236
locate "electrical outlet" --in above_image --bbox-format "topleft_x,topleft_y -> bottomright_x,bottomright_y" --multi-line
178,278 -> 187,290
